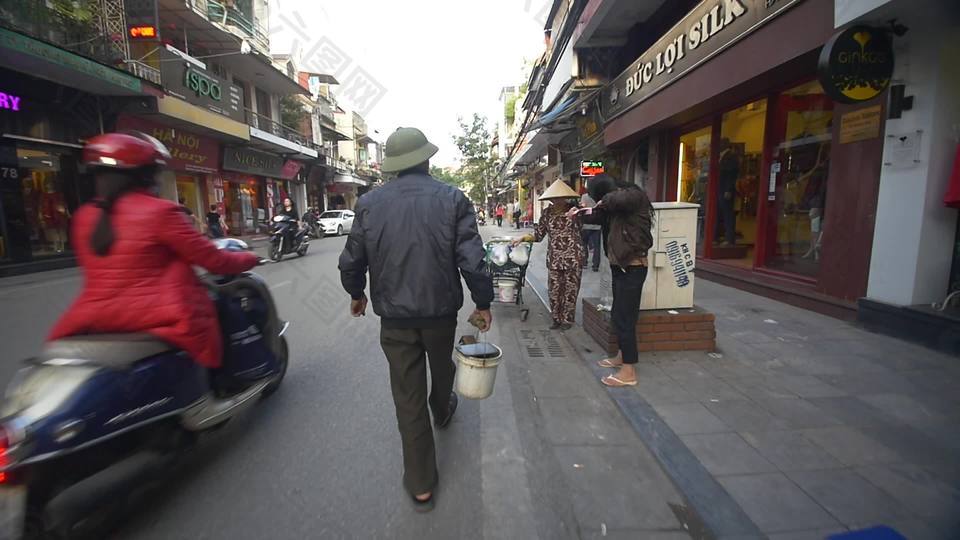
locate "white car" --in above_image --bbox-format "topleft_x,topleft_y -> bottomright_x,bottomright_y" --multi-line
318,210 -> 355,236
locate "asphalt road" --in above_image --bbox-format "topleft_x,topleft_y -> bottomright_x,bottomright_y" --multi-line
0,235 -> 573,539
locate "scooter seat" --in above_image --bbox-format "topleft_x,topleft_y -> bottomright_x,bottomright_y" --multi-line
39,334 -> 177,369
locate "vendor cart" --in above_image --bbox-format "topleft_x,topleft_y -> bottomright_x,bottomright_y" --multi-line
484,238 -> 531,321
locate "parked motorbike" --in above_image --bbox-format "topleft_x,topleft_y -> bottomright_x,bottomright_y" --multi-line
302,210 -> 321,239
269,214 -> 309,261
0,239 -> 289,539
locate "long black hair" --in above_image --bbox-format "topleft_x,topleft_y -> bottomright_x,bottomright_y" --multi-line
90,166 -> 158,256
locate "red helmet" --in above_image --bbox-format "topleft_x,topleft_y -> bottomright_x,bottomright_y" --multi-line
82,131 -> 171,169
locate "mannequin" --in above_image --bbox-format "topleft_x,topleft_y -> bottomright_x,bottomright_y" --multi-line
799,144 -> 829,260
39,176 -> 69,253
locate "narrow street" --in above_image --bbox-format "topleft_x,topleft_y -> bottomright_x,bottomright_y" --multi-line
0,235 -> 688,539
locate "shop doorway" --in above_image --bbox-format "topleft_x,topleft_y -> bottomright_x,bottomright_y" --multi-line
715,98 -> 767,268
760,80 -> 833,278
176,176 -> 203,231
676,125 -> 712,254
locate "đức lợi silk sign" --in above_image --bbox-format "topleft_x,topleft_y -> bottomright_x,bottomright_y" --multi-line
602,0 -> 804,121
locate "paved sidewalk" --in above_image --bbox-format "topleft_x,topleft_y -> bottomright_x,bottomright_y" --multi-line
488,283 -> 698,539
485,222 -> 960,540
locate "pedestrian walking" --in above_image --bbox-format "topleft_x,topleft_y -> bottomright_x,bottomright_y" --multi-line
513,204 -> 522,229
495,203 -> 505,227
338,127 -> 494,513
206,204 -> 227,239
514,180 -> 584,330
580,191 -> 602,271
572,174 -> 653,387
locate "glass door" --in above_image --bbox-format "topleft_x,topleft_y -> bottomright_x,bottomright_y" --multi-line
676,126 -> 712,253
715,99 -> 767,267
762,80 -> 834,278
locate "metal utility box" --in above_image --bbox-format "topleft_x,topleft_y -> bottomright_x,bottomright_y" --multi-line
641,202 -> 699,310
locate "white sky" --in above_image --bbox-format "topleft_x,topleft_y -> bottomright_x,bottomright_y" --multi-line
270,0 -> 548,167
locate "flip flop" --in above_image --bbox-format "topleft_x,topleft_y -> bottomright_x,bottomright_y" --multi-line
411,493 -> 435,513
602,375 -> 638,387
597,359 -> 622,368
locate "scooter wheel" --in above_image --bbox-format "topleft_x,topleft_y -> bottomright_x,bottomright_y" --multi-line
262,336 -> 288,397
297,246 -> 307,257
270,245 -> 283,262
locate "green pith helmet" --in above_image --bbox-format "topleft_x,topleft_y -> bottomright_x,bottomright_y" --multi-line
380,127 -> 439,173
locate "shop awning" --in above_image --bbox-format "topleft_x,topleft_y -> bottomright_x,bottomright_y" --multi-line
0,28 -> 144,96
334,174 -> 368,186
154,95 -> 250,141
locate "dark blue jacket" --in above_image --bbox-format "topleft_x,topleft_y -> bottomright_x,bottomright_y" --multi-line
338,173 -> 493,326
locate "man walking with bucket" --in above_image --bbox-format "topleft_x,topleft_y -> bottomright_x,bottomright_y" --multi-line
338,127 -> 494,512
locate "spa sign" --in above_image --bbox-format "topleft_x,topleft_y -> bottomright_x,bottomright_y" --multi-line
603,0 -> 803,121
159,47 -> 245,123
817,26 -> 894,104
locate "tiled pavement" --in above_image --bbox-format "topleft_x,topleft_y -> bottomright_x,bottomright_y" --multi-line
498,224 -> 960,540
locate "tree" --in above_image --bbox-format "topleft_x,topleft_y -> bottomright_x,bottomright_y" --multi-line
430,166 -> 459,187
452,113 -> 497,203
280,96 -> 308,129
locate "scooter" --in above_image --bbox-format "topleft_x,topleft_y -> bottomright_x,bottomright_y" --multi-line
0,239 -> 289,539
269,214 -> 309,261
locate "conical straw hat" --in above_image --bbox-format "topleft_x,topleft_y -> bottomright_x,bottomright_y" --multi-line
539,179 -> 579,201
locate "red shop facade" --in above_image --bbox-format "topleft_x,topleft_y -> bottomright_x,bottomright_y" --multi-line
116,115 -> 220,227
602,0 -> 888,318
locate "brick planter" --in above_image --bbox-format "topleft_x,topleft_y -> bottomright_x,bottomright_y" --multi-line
581,297 -> 717,355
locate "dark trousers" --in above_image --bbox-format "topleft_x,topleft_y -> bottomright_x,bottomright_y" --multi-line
379,325 -> 457,496
513,212 -> 522,229
716,194 -> 736,245
496,215 -> 503,226
611,266 -> 648,364
581,229 -> 601,269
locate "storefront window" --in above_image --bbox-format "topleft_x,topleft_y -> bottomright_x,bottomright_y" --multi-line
677,126 -> 711,250
714,99 -> 767,267
0,146 -> 82,262
176,175 -> 203,231
765,81 -> 833,277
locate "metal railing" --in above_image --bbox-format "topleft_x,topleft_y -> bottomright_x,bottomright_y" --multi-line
206,0 -> 270,56
126,60 -> 161,85
245,109 -> 327,154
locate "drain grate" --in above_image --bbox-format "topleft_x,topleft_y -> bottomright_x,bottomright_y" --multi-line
526,346 -> 545,358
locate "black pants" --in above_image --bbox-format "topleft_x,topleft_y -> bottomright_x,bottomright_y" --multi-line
496,216 -> 503,227
379,325 -> 457,496
581,229 -> 601,269
716,193 -> 736,245
513,212 -> 522,229
611,266 -> 648,364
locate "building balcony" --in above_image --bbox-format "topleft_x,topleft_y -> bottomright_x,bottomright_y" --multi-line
245,109 -> 320,159
193,0 -> 270,57
1,0 -> 118,69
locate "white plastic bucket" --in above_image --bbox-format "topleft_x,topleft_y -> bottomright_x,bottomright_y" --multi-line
454,343 -> 503,400
498,282 -> 516,302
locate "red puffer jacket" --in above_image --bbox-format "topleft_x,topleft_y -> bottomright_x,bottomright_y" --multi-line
49,190 -> 259,368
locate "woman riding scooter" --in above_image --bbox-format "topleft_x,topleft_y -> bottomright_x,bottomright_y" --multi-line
48,131 -> 260,369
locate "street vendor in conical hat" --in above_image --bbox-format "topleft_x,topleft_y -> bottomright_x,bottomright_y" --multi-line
512,179 -> 584,330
